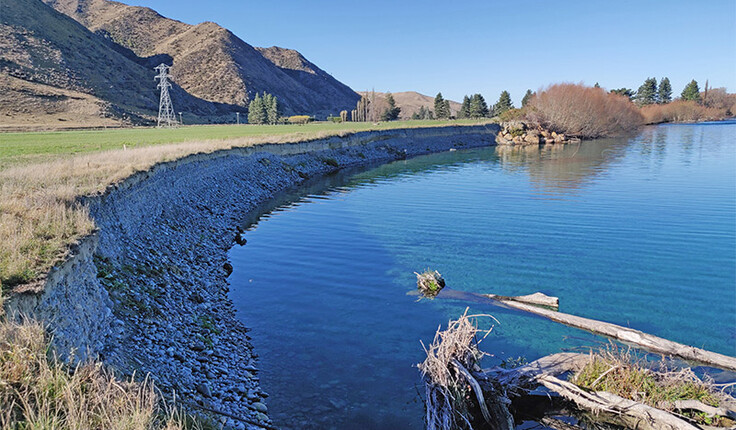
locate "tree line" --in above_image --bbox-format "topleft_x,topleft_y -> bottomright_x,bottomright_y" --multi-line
247,92 -> 279,124
610,77 -> 704,105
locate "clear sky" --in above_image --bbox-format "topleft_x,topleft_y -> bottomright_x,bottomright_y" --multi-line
129,0 -> 736,104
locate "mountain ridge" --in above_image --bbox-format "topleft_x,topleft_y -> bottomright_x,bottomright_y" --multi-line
42,0 -> 360,117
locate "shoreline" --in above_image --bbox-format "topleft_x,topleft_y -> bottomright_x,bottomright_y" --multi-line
6,124 -> 499,428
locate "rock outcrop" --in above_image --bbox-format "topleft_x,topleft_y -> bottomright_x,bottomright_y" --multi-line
495,121 -> 581,146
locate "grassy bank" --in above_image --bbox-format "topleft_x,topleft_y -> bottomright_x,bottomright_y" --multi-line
0,119 -> 489,290
0,120 -> 479,169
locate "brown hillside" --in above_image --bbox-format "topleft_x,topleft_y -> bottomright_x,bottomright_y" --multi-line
43,0 -> 360,117
1,0 -> 237,126
358,91 -> 462,120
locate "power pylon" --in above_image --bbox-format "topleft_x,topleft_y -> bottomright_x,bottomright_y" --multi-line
154,64 -> 177,127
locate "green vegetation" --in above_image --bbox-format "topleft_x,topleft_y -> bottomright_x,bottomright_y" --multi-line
658,77 -> 672,104
492,90 -> 513,116
380,92 -> 401,121
247,92 -> 280,125
521,89 -> 534,107
0,120 -> 475,169
572,348 -> 729,426
434,93 -> 451,119
411,106 -> 434,120
681,79 -> 701,102
457,94 -> 488,119
458,95 -> 471,119
610,87 -> 635,100
635,77 -> 658,105
469,94 -> 489,118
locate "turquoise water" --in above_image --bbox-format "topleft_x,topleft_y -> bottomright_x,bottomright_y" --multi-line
228,122 -> 736,429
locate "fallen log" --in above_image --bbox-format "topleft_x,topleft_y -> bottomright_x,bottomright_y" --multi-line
486,291 -> 559,309
484,295 -> 736,373
431,288 -> 736,372
536,373 -> 700,430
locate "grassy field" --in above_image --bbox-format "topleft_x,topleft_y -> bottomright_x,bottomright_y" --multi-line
0,119 -> 490,290
0,120 -> 478,169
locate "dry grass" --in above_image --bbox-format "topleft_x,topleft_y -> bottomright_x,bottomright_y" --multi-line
0,310 -> 196,429
526,83 -> 644,138
571,347 -> 732,426
640,100 -> 732,124
418,309 -> 496,430
0,130 -> 353,289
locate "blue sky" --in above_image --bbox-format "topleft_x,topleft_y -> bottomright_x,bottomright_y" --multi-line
129,0 -> 736,104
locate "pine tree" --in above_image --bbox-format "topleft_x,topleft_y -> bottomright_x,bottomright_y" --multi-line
656,78 -> 672,104
458,96 -> 471,119
381,92 -> 401,121
264,93 -> 279,124
610,88 -> 635,100
434,93 -> 450,119
248,93 -> 266,124
594,82 -> 601,88
493,91 -> 513,116
681,79 -> 701,102
469,94 -> 488,118
635,77 -> 658,105
521,89 -> 534,107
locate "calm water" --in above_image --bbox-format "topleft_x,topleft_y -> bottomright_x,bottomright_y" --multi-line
228,122 -> 736,429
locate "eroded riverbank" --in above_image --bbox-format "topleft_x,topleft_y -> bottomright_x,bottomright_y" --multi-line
6,125 -> 499,429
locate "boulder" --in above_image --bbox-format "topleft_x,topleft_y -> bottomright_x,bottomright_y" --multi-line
524,134 -> 540,144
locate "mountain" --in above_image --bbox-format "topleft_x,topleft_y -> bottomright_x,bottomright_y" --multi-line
358,91 -> 462,120
0,0 -> 242,127
42,0 -> 360,118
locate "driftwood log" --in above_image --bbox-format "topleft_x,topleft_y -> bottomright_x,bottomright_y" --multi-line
433,288 -> 736,372
490,353 -> 736,430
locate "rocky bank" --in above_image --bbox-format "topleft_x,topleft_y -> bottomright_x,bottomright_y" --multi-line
6,124 -> 499,429
495,121 -> 582,145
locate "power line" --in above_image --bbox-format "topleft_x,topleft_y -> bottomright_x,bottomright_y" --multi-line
154,63 -> 177,128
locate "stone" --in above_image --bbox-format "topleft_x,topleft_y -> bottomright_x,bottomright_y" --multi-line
196,383 -> 212,397
524,134 -> 540,144
252,402 -> 268,413
223,262 -> 233,277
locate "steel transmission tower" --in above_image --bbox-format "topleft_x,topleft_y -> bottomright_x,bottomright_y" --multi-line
154,64 -> 177,127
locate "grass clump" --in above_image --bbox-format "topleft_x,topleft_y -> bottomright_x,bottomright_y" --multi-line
0,310 -> 198,429
415,269 -> 446,299
571,347 -> 731,425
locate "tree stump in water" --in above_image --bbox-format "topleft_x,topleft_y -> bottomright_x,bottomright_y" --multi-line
415,269 -> 446,299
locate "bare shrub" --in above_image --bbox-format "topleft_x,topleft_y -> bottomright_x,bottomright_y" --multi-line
526,83 -> 643,138
641,100 -> 732,124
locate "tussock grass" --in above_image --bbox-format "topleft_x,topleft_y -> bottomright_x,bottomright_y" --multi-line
0,306 -> 196,429
0,121 -> 487,290
571,347 -> 731,425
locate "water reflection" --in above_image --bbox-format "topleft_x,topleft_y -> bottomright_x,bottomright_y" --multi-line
495,139 -> 629,193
